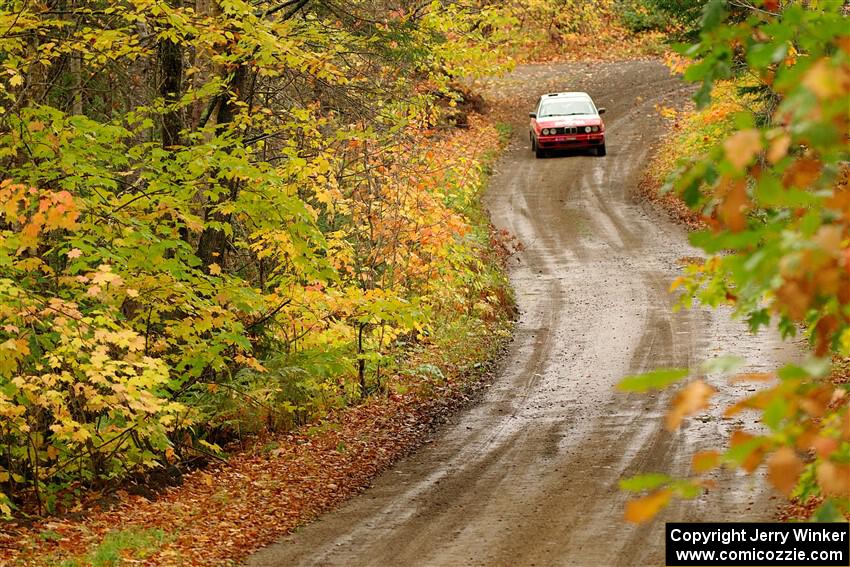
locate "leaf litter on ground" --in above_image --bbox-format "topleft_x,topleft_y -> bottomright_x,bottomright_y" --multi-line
0,368 -> 499,566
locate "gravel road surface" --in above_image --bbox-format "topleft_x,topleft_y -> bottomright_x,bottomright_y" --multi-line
246,60 -> 800,567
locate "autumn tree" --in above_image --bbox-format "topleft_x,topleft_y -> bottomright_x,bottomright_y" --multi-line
0,0 -> 513,517
621,0 -> 850,522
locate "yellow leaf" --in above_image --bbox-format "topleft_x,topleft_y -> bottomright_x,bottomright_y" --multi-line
71,428 -> 90,443
767,447 -> 803,496
723,129 -> 762,171
14,339 -> 29,357
208,263 -> 222,275
666,379 -> 716,431
67,248 -> 83,259
657,105 -> 677,120
669,276 -> 686,292
802,59 -> 841,100
624,489 -> 672,524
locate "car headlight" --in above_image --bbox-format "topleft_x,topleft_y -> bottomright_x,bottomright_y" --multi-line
592,126 -> 599,132
584,126 -> 592,133
542,128 -> 549,136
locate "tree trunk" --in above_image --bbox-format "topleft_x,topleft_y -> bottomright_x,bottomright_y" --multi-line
159,0 -> 183,148
195,63 -> 247,270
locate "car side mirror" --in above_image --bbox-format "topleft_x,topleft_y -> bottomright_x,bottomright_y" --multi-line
598,107 -> 606,115
529,112 -> 536,118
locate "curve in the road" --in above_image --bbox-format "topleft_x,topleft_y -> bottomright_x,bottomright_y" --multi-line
246,60 -> 800,567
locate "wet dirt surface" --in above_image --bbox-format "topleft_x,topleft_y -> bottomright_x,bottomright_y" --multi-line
246,60 -> 801,567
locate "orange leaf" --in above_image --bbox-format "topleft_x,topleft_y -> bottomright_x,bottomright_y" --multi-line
718,178 -> 749,232
729,372 -> 773,383
624,489 -> 672,524
776,280 -> 811,321
816,462 -> 850,497
666,380 -> 716,431
767,133 -> 791,164
812,437 -> 838,459
796,426 -> 819,451
692,450 -> 721,474
723,129 -> 761,171
767,447 -> 803,496
782,158 -> 822,189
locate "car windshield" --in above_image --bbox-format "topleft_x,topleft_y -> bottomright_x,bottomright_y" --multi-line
538,100 -> 595,117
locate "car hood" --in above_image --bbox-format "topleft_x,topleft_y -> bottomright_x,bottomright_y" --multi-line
536,114 -> 601,127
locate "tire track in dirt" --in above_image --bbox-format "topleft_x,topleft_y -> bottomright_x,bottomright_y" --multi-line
246,60 -> 800,567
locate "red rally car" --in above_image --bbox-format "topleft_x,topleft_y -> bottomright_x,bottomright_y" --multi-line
529,92 -> 606,158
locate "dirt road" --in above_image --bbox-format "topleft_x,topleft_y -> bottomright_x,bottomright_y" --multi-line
247,60 -> 800,567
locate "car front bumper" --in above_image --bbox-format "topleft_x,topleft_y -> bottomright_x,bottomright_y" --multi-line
538,133 -> 604,149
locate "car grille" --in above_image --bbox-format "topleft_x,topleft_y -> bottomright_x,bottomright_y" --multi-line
549,126 -> 587,135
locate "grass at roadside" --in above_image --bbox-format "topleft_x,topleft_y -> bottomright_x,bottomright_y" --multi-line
56,528 -> 171,567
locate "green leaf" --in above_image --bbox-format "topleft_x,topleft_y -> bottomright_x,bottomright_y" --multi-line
618,368 -> 690,392
619,473 -> 672,493
810,499 -> 845,522
700,0 -> 727,30
700,355 -> 745,374
762,397 -> 787,431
